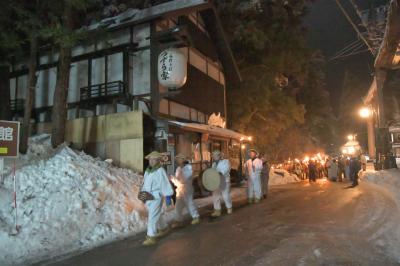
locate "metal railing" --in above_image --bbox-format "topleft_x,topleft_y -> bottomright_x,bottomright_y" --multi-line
80,81 -> 125,101
10,99 -> 25,112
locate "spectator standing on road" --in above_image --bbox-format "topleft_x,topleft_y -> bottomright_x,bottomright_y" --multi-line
345,158 -> 351,181
302,162 -> 308,180
349,155 -> 361,187
308,160 -> 317,183
327,158 -> 338,182
259,153 -> 271,199
337,156 -> 346,182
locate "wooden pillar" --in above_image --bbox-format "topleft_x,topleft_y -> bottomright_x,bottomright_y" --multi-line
367,117 -> 376,159
150,22 -> 160,116
376,69 -> 387,128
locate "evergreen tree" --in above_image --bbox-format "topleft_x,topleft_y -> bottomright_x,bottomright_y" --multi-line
44,0 -> 95,148
219,0 -> 336,160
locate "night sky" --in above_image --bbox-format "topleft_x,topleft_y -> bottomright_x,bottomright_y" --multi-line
305,0 -> 375,115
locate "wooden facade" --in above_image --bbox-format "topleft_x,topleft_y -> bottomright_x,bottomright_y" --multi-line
7,0 -> 245,179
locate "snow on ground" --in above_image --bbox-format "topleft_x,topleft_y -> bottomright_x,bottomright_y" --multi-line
269,169 -> 301,185
0,135 -> 158,266
0,135 -> 300,266
359,169 -> 400,261
361,169 -> 400,205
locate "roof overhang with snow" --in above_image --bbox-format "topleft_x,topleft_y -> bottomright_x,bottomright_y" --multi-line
168,121 -> 248,141
375,0 -> 400,69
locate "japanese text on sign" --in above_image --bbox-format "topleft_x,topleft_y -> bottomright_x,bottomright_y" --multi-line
0,121 -> 20,158
0,127 -> 13,141
159,51 -> 174,81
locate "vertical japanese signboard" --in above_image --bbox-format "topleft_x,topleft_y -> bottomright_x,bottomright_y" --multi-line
0,120 -> 20,158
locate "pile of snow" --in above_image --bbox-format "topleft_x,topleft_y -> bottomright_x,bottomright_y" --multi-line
269,169 -> 301,185
0,135 -> 157,266
359,169 -> 400,261
361,169 -> 400,204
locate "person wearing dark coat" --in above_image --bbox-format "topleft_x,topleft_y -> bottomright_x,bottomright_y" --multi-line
337,156 -> 346,182
259,153 -> 271,199
308,160 -> 317,183
349,156 -> 361,187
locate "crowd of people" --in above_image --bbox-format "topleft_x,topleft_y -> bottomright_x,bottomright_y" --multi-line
278,153 -> 368,187
138,148 -> 270,246
325,155 -> 366,187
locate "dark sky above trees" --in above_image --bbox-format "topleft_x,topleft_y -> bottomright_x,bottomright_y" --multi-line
305,0 -> 375,115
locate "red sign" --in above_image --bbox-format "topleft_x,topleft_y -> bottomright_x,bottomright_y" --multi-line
0,120 -> 20,158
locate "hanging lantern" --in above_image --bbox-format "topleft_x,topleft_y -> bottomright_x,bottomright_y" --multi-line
158,48 -> 187,90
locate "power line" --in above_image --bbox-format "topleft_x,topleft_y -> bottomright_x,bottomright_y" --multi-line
331,39 -> 363,59
331,48 -> 370,61
334,0 -> 375,55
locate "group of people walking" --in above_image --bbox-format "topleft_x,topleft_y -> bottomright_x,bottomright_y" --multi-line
325,155 -> 364,187
138,148 -> 270,246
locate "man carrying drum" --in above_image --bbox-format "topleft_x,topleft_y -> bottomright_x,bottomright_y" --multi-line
210,150 -> 233,217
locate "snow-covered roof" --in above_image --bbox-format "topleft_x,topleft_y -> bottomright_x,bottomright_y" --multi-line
84,0 -> 211,32
168,121 -> 248,141
374,0 -> 400,69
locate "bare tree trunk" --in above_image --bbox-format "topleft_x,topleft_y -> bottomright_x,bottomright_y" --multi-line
20,37 -> 38,154
0,64 -> 11,120
51,46 -> 72,148
51,3 -> 73,148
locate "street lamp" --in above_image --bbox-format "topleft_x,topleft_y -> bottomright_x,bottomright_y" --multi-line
359,107 -> 371,118
347,134 -> 355,141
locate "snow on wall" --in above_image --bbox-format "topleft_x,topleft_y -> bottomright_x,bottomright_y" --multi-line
0,135 -> 150,266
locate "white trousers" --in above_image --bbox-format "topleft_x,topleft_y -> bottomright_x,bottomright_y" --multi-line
175,192 -> 199,221
145,198 -> 167,237
212,180 -> 232,210
247,174 -> 262,200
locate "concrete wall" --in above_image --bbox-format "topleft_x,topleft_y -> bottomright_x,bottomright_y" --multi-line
37,111 -> 144,173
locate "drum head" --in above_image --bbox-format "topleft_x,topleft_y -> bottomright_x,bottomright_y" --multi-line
202,168 -> 221,191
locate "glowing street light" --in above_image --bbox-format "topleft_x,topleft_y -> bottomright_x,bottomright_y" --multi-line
359,107 -> 371,118
347,134 -> 355,141
348,146 -> 356,154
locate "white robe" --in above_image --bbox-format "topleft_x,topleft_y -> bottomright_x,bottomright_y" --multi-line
142,166 -> 174,237
212,159 -> 232,210
327,160 -> 338,179
171,164 -> 199,221
245,158 -> 263,200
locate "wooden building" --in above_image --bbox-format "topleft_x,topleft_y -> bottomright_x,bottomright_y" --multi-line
363,0 -> 400,164
8,0 -> 249,181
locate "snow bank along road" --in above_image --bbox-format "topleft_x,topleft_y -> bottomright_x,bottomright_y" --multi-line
0,135 -> 300,266
39,178 -> 400,266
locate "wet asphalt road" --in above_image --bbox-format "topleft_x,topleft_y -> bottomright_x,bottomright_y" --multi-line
38,179 -> 399,266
